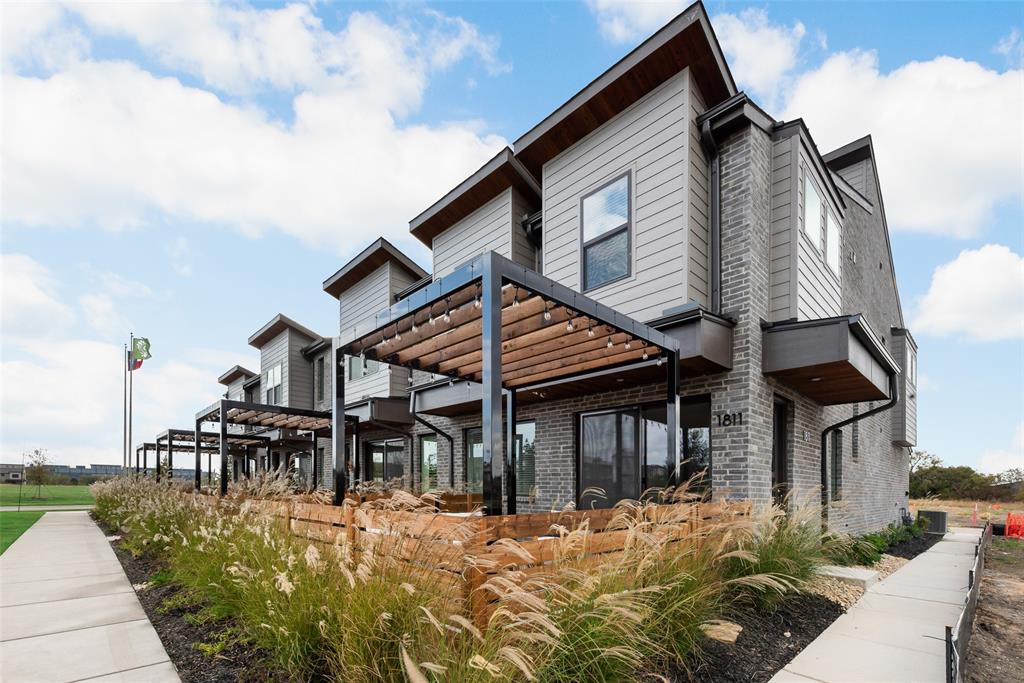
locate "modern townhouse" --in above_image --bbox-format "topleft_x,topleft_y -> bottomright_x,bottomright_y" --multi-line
322,1 -> 916,535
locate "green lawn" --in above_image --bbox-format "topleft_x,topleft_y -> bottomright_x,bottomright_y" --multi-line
0,483 -> 95,507
0,511 -> 45,554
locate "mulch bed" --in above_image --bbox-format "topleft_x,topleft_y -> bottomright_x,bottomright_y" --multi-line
680,594 -> 845,683
95,515 -> 283,683
885,532 -> 943,559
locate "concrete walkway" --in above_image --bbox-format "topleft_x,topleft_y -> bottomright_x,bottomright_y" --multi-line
0,511 -> 179,682
771,526 -> 982,683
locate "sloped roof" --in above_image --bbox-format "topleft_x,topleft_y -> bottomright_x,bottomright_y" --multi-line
248,314 -> 322,349
217,365 -> 257,386
322,237 -> 428,299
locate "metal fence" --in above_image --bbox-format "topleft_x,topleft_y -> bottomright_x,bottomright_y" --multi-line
945,523 -> 993,683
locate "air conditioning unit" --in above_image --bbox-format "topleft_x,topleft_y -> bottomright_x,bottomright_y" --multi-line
917,509 -> 948,535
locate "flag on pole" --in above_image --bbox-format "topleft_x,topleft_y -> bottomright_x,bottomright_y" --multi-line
130,337 -> 152,371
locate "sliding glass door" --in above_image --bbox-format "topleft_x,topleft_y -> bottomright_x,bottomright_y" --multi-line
366,439 -> 404,484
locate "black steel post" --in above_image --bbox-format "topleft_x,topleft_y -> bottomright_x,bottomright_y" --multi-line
332,341 -> 346,505
168,437 -> 174,479
666,350 -> 680,487
244,445 -> 251,478
506,388 -> 517,515
143,445 -> 148,476
194,420 -> 202,491
311,430 -> 318,490
155,440 -> 162,481
353,421 -> 361,486
481,253 -> 503,516
219,400 -> 228,495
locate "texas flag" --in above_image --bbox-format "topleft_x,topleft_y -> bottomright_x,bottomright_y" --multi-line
130,337 -> 151,371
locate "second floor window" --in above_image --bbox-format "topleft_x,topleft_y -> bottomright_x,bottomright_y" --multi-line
825,211 -> 841,275
316,356 -> 325,401
265,364 -> 281,405
347,355 -> 381,379
581,172 -> 631,291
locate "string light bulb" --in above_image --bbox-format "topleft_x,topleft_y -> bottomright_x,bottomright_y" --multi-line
657,356 -> 665,367
411,321 -> 418,333
443,298 -> 451,323
512,291 -> 520,308
429,313 -> 435,326
566,319 -> 575,333
543,302 -> 552,321
624,340 -> 632,351
607,337 -> 614,349
642,351 -> 649,360
588,322 -> 595,338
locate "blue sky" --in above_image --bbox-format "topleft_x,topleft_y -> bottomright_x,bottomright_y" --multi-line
1,1 -> 1021,473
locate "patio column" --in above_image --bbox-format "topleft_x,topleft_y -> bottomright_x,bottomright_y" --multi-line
666,349 -> 680,487
353,421 -> 361,486
168,438 -> 174,479
332,340 -> 346,505
244,445 -> 250,478
155,441 -> 162,481
481,254 -> 503,516
194,420 -> 202,491
142,445 -> 147,476
311,431 -> 318,490
219,400 -> 229,495
506,388 -> 517,515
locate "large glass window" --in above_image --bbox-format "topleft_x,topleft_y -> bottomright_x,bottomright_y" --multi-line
515,422 -> 536,498
581,173 -> 631,291
419,434 -> 438,492
825,211 -> 841,274
265,364 -> 282,405
579,398 -> 711,508
366,440 -> 403,484
803,173 -> 823,250
465,428 -> 483,493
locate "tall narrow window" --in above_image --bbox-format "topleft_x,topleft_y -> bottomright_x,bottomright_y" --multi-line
581,173 -> 631,291
419,434 -> 438,492
265,364 -> 282,405
465,428 -> 483,493
579,408 -> 638,509
831,430 -> 843,500
367,439 -> 404,484
804,173 -> 823,249
826,211 -> 841,274
316,356 -> 325,401
515,422 -> 536,498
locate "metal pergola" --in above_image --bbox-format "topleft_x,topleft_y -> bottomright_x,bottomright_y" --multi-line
155,428 -> 271,485
194,401 -> 331,495
335,251 -> 682,515
133,442 -> 156,476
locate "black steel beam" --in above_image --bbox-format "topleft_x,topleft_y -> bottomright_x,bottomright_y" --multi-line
481,252 -> 503,516
332,341 -> 346,504
155,440 -> 162,481
666,349 -> 680,487
311,430 -> 318,490
506,388 -> 517,515
194,418 -> 202,491
219,400 -> 229,495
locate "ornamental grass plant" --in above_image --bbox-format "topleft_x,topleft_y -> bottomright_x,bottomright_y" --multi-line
91,476 -> 843,682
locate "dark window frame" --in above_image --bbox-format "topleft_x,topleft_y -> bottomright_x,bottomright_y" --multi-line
364,438 -> 404,484
419,433 -> 438,492
514,421 -> 537,499
580,170 -> 633,292
830,430 -> 843,500
316,356 -> 325,402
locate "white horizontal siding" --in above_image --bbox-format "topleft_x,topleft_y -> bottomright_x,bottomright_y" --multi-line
687,69 -> 709,306
432,190 -> 513,278
339,262 -> 391,334
795,146 -> 841,320
541,70 -> 690,322
769,136 -> 796,321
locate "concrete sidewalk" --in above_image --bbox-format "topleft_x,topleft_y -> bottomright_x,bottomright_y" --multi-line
0,511 -> 179,682
771,526 -> 982,683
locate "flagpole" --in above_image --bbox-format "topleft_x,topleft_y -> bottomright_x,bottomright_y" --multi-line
129,333 -> 134,474
123,343 -> 128,470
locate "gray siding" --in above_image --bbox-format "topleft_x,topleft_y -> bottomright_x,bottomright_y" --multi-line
510,188 -> 539,271
795,144 -> 842,320
287,330 -> 315,410
432,190 -> 514,278
687,69 -> 710,306
259,331 -> 289,405
769,136 -> 796,321
541,70 -> 691,322
225,377 -> 247,401
890,331 -> 917,446
837,159 -> 867,196
339,262 -> 391,333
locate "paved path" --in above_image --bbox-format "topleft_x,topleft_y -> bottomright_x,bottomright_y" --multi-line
1,504 -> 95,512
771,526 -> 983,683
0,511 -> 179,682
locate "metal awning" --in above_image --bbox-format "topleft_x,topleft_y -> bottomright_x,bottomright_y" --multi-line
196,400 -> 332,433
334,251 -> 684,516
762,314 -> 900,405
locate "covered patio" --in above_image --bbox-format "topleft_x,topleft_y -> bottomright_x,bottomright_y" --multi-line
155,428 -> 271,485
333,251 -> 684,514
194,400 -> 331,494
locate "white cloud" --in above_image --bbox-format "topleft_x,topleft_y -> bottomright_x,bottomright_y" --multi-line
167,237 -> 193,277
0,3 -> 87,71
995,28 -> 1023,67
585,0 -> 687,44
712,9 -> 805,105
978,423 -> 1024,474
912,245 -> 1024,341
0,253 -> 76,339
2,6 -> 508,257
783,51 -> 1023,238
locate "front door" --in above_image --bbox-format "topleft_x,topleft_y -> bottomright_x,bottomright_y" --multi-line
772,398 -> 789,503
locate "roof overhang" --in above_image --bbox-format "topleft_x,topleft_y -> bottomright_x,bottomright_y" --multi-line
762,315 -> 900,405
217,365 -> 257,386
409,147 -> 541,247
343,397 -> 415,426
340,252 -> 679,391
195,400 -> 332,433
513,1 -> 736,178
248,314 -> 322,349
322,237 -> 429,299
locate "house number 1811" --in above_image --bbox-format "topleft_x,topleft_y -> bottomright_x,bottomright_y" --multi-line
715,412 -> 743,427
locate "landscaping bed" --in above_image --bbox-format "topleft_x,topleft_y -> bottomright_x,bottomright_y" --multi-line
964,536 -> 1024,683
884,531 -> 942,559
96,515 -> 284,683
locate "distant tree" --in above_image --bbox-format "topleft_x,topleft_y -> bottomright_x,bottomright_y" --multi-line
24,449 -> 50,499
993,468 -> 1024,485
910,449 -> 942,474
910,465 -> 993,500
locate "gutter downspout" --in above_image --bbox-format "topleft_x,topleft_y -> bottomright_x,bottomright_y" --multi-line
700,120 -> 722,314
409,390 -> 455,489
820,373 -> 900,522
